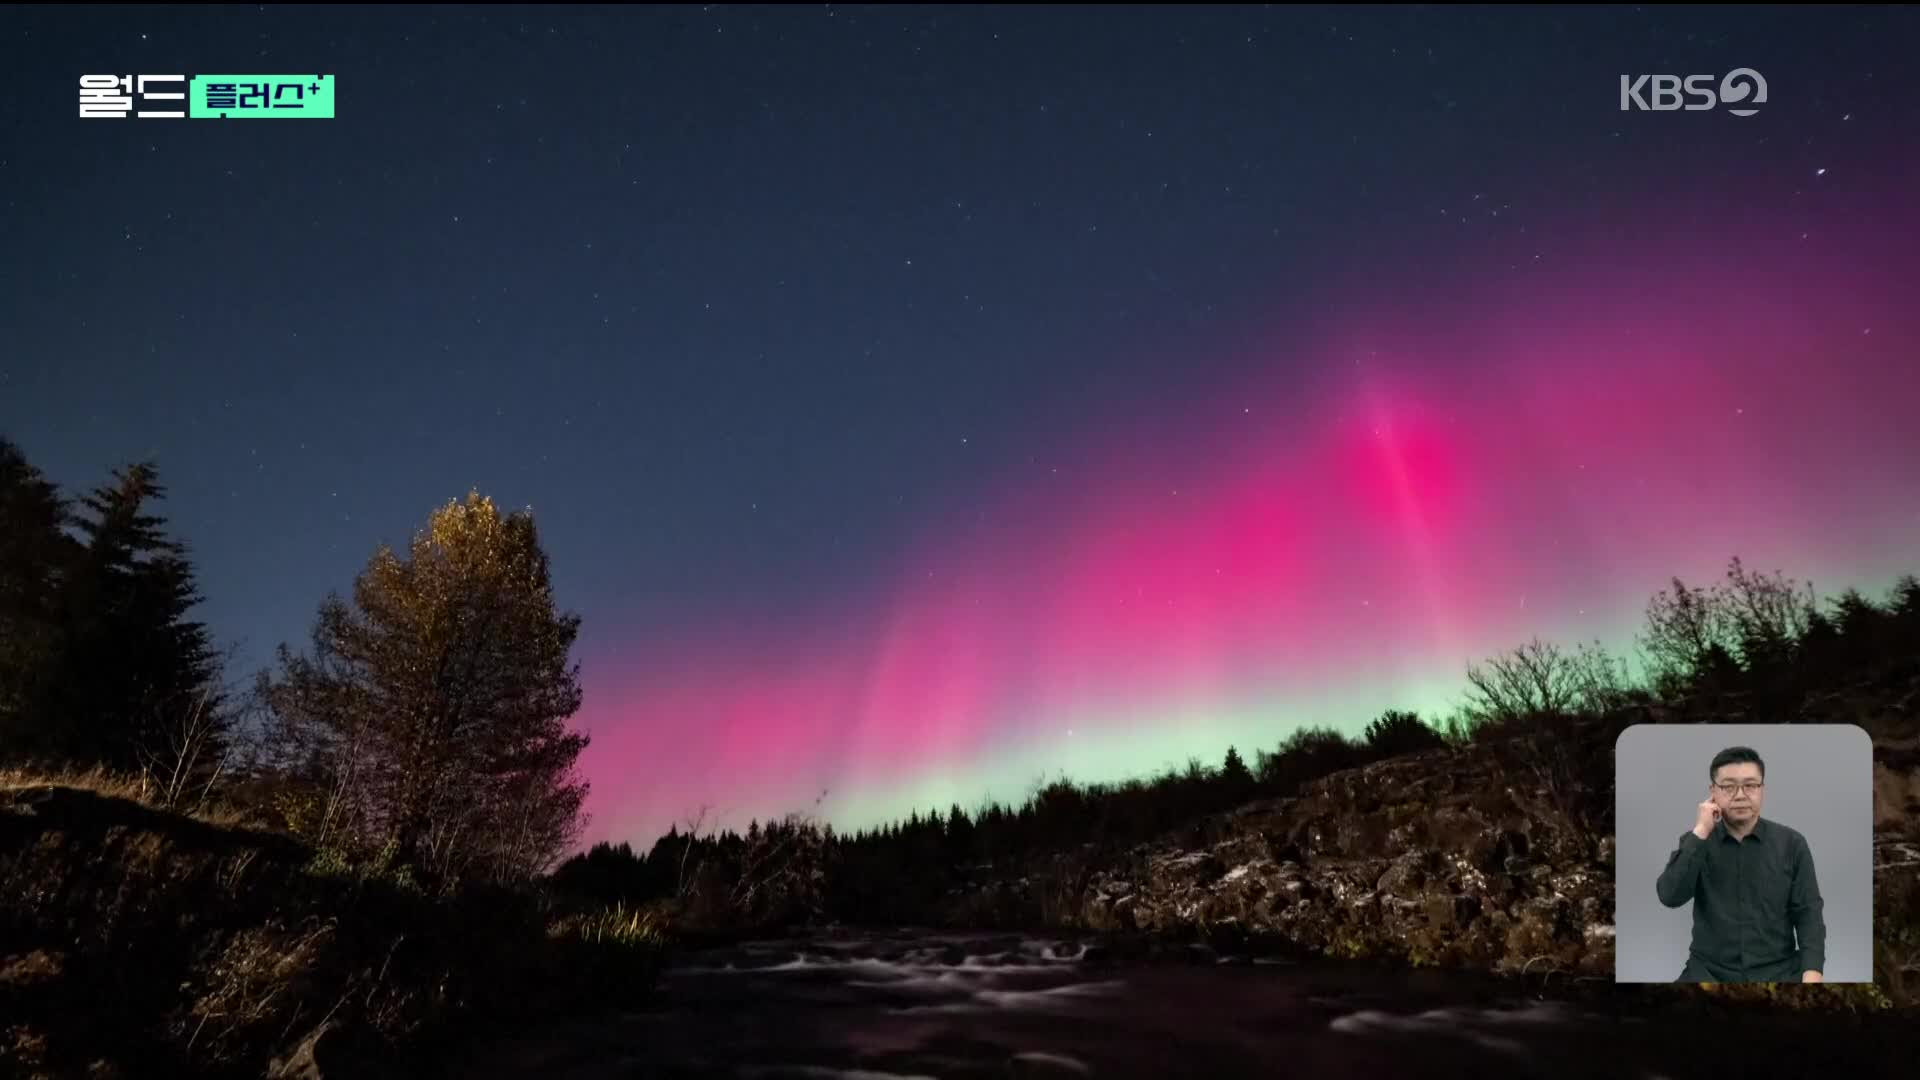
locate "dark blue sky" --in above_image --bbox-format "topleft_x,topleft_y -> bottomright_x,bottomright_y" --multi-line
6,7 -> 1919,838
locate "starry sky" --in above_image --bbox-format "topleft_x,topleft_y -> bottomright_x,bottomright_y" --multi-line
4,7 -> 1919,848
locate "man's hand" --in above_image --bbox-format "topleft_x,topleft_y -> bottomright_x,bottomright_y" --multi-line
1693,799 -> 1721,840
1801,970 -> 1823,983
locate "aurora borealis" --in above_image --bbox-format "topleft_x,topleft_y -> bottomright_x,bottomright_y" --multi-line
578,216 -> 1920,841
7,8 -> 1918,850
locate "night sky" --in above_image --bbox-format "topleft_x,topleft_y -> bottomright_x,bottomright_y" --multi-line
5,7 -> 1918,848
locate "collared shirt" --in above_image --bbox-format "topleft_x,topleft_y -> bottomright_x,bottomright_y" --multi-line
1655,815 -> 1826,980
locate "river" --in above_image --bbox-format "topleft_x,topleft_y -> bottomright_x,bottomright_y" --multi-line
461,928 -> 1911,1078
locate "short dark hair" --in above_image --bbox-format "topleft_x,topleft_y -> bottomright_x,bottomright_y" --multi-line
1709,746 -> 1765,782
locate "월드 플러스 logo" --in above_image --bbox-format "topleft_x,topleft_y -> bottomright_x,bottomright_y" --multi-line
78,74 -> 335,119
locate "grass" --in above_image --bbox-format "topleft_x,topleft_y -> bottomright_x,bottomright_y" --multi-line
0,768 -> 666,1080
0,763 -> 257,829
0,763 -> 164,806
548,901 -> 668,950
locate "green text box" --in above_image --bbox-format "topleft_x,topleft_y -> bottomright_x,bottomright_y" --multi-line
190,75 -> 334,119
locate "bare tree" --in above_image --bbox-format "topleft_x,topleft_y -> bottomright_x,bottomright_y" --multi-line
1721,557 -> 1814,666
729,792 -> 832,920
1462,637 -> 1627,728
676,805 -> 711,899
134,641 -> 260,812
136,685 -> 226,810
1565,640 -> 1633,715
1639,574 -> 1738,694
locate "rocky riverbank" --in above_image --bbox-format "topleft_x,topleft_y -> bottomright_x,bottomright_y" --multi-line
933,709 -> 1920,1000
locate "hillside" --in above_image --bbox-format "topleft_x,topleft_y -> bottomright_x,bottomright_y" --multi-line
932,700 -> 1920,1005
0,777 -> 660,1080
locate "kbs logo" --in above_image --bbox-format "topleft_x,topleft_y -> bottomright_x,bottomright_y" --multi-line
1619,68 -> 1767,116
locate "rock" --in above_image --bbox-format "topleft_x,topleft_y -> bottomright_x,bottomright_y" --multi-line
1009,1050 -> 1095,1076
1451,893 -> 1483,926
0,949 -> 66,988
1375,851 -> 1428,897
266,1021 -> 398,1080
929,710 -> 1920,987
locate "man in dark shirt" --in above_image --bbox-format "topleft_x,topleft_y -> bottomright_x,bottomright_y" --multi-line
1655,745 -> 1825,983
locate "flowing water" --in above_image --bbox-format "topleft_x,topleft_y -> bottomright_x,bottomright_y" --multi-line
463,929 -> 1911,1078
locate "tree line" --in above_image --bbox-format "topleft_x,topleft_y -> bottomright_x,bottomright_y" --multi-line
9,432 -> 1917,913
553,561 -> 1920,925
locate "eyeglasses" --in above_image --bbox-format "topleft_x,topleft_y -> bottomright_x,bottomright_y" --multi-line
1713,781 -> 1765,795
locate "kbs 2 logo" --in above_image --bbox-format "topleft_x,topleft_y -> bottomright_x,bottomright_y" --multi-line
1619,68 -> 1767,116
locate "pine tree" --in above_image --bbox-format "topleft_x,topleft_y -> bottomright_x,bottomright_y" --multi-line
0,438 -> 80,760
1891,575 -> 1920,621
43,461 -> 219,776
261,492 -> 589,884
1220,745 -> 1252,788
940,803 -> 969,867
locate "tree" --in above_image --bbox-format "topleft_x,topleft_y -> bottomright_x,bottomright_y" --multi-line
1256,726 -> 1360,792
1462,637 -> 1625,729
944,803 -> 976,864
260,492 -> 589,885
1890,576 -> 1920,664
1639,574 -> 1739,697
1797,607 -> 1843,676
1720,558 -> 1812,672
1892,576 -> 1920,622
0,438 -> 79,759
1220,745 -> 1253,791
1637,559 -> 1811,699
1831,588 -> 1892,662
39,461 -> 220,774
1362,709 -> 1446,757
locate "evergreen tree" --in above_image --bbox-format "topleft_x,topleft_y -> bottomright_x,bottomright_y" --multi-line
1891,575 -> 1920,621
1220,745 -> 1252,788
45,461 -> 218,777
1832,588 -> 1891,662
0,439 -> 80,759
944,803 -> 975,864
